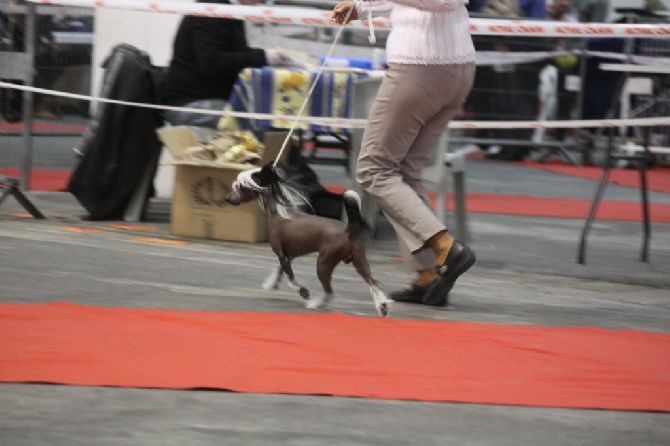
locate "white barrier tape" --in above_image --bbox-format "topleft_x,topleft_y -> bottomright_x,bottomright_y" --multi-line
270,34 -> 670,67
256,21 -> 670,67
476,50 -> 567,66
2,81 -> 669,130
26,0 -> 670,38
477,50 -> 670,67
620,53 -> 670,66
449,117 -> 670,130
470,19 -> 670,39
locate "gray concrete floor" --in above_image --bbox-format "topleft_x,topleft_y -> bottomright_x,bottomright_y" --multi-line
1,133 -> 669,445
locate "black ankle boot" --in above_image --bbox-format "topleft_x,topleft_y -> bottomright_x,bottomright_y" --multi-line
422,239 -> 476,306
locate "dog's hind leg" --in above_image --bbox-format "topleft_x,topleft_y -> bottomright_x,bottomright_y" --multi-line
262,265 -> 284,290
307,256 -> 338,309
278,256 -> 310,300
350,244 -> 392,317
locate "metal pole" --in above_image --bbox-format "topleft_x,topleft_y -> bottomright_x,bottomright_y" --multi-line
575,39 -> 594,165
20,1 -> 36,191
434,131 -> 447,229
452,169 -> 469,244
639,126 -> 651,262
575,37 -> 587,125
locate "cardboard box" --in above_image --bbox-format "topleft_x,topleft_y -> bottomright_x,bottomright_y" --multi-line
157,127 -> 289,242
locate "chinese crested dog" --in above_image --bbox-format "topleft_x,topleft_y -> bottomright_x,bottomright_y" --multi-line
225,163 -> 392,317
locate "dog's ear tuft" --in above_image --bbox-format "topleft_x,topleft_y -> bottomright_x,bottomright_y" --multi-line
251,163 -> 273,187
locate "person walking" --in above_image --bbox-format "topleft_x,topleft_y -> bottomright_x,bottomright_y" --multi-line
331,0 -> 477,306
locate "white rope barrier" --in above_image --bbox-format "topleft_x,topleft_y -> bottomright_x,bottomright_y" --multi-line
25,0 -> 670,38
5,1 -> 667,135
2,81 -> 669,130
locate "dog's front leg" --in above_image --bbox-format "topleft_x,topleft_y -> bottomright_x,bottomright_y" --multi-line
262,265 -> 284,290
278,256 -> 310,300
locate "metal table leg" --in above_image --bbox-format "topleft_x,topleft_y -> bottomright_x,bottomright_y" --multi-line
577,127 -> 614,264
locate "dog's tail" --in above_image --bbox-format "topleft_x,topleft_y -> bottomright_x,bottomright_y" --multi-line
342,189 -> 369,239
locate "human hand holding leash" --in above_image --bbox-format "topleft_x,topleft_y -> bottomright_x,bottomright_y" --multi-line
331,0 -> 357,24
265,49 -> 296,66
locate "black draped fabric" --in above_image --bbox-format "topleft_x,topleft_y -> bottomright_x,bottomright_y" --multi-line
67,44 -> 164,220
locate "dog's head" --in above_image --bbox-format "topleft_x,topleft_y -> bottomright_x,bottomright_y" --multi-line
224,182 -> 258,205
224,164 -> 274,206
225,163 -> 312,218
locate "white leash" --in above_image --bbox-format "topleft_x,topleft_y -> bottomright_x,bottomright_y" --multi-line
272,6 -> 355,167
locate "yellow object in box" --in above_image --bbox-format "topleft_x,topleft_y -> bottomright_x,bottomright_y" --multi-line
240,131 -> 259,152
156,126 -> 289,242
221,144 -> 245,162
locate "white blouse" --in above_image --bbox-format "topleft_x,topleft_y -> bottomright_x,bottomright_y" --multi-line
355,0 -> 476,65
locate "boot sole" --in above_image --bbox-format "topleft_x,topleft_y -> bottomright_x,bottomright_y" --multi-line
391,291 -> 426,304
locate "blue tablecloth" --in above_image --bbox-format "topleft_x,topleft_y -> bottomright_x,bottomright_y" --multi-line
221,67 -> 370,134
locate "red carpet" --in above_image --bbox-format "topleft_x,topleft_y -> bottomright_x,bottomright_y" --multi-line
442,193 -> 670,223
1,302 -> 669,411
325,185 -> 670,223
4,169 -> 669,223
519,161 -> 670,194
0,121 -> 86,133
0,168 -> 70,192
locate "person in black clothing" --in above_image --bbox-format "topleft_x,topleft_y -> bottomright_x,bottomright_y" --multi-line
160,0 -> 292,128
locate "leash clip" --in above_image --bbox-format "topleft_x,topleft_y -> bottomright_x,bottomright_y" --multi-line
367,9 -> 376,44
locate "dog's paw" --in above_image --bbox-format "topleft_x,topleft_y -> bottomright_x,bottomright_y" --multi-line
287,279 -> 309,299
370,285 -> 392,318
262,268 -> 282,290
305,298 -> 322,309
377,301 -> 392,318
305,293 -> 332,309
262,279 -> 280,291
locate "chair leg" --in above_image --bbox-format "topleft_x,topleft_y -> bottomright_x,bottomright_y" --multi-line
0,176 -> 45,219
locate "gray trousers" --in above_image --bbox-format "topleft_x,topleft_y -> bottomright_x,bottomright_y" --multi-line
356,63 -> 475,271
